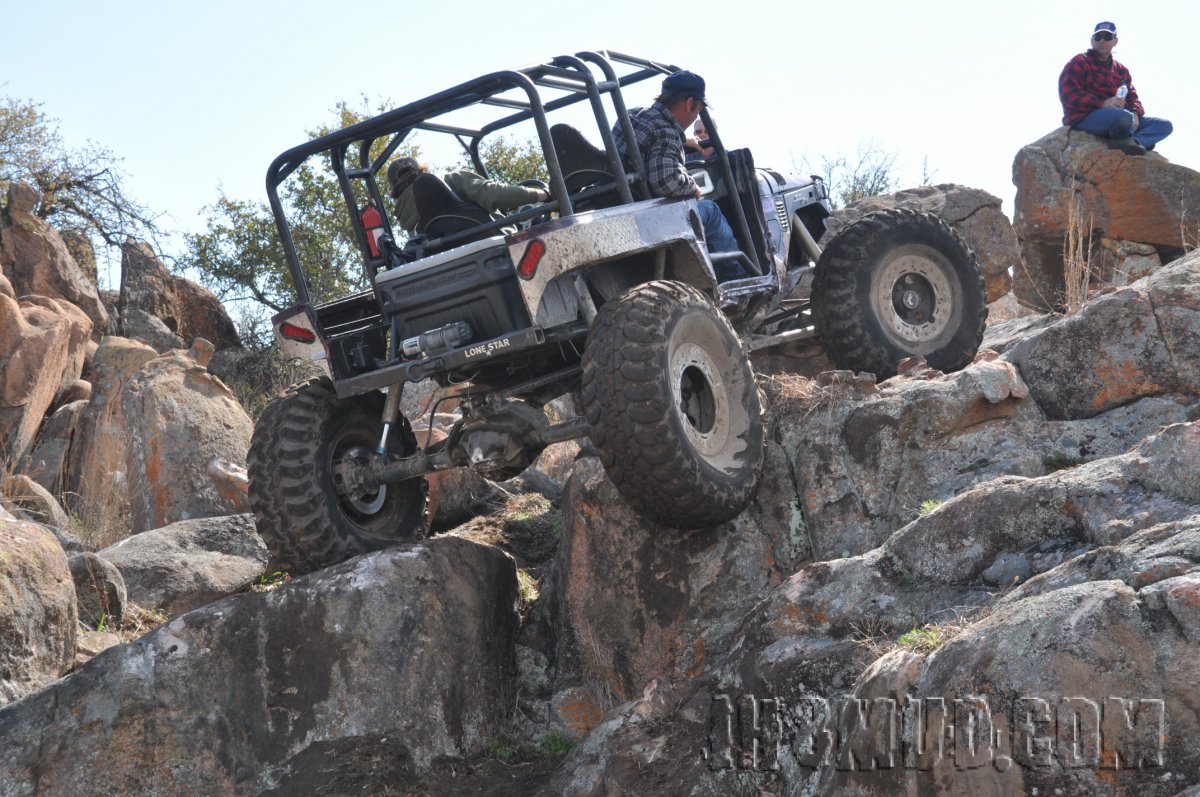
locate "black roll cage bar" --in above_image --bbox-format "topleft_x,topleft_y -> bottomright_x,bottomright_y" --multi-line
265,50 -> 754,307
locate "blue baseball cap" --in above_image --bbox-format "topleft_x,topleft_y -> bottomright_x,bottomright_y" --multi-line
662,71 -> 709,105
1093,21 -> 1117,36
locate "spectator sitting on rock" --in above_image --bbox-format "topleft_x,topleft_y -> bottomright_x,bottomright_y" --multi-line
1058,20 -> 1173,156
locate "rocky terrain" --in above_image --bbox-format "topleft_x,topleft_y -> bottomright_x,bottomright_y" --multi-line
2,129 -> 1200,796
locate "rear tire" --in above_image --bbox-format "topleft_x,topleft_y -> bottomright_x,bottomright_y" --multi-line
581,280 -> 764,529
812,208 -> 986,378
247,377 -> 427,575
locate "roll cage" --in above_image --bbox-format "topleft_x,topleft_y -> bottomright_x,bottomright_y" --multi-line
264,50 -> 761,308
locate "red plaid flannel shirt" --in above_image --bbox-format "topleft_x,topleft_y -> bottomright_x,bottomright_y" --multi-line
1059,49 -> 1145,126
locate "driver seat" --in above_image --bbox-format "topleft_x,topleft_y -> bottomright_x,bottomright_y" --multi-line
550,124 -> 621,210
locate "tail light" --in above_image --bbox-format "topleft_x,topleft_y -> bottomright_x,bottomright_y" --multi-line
279,322 -> 317,343
517,239 -> 546,280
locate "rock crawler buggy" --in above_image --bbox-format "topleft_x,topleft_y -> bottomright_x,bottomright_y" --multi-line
248,51 -> 987,574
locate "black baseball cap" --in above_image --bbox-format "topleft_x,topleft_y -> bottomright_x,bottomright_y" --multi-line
662,71 -> 710,105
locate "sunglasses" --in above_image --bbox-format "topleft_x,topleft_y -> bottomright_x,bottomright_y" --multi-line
1093,32 -> 1115,41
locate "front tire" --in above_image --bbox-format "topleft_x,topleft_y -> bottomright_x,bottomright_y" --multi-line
247,377 -> 427,575
581,280 -> 764,529
812,208 -> 986,378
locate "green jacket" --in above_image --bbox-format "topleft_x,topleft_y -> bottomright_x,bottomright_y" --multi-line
444,170 -> 541,215
393,170 -> 541,236
393,189 -> 419,235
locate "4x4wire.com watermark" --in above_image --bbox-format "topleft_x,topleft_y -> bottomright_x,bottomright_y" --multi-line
706,694 -> 1165,773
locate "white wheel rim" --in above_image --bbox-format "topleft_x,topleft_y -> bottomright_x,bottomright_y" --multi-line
870,244 -> 956,348
671,341 -> 732,462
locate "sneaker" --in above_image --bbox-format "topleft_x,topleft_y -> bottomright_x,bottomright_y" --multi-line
1108,138 -> 1147,156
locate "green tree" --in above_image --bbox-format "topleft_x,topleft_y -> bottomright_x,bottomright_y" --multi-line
180,98 -> 418,317
0,96 -> 162,277
461,135 -> 548,185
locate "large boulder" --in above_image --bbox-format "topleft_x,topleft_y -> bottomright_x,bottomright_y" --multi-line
63,337 -> 159,539
756,252 -> 1200,567
0,182 -> 109,333
819,183 -> 1017,303
65,339 -> 254,538
0,536 -> 518,795
546,421 -> 1200,796
831,577 -> 1200,796
731,424 -> 1198,672
1004,251 -> 1200,419
97,514 -> 268,615
1012,127 -> 1200,310
0,292 -> 90,463
535,294 -> 1200,753
120,348 -> 254,534
118,241 -> 240,353
18,295 -> 94,396
0,520 -> 78,708
21,399 -> 89,497
68,552 -> 128,629
0,474 -> 71,534
765,352 -> 1190,563
546,445 -> 810,715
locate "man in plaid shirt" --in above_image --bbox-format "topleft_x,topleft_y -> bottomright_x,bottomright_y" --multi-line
613,71 -> 747,280
1059,21 -> 1173,156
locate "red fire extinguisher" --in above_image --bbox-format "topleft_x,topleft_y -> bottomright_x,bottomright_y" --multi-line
361,201 -> 385,258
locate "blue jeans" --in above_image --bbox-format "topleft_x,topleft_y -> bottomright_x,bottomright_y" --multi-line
697,199 -> 748,280
1073,108 -> 1173,150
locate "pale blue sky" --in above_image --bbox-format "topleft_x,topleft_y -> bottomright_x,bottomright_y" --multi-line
2,1 -> 1195,288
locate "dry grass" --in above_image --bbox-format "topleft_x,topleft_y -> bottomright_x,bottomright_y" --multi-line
1061,188 -> 1096,315
849,615 -> 898,662
65,485 -> 134,550
759,373 -> 858,415
1182,209 -> 1199,254
2,446 -> 137,556
515,568 -> 540,623
572,617 -> 624,714
1012,183 -> 1099,314
852,606 -> 988,662
761,372 -> 821,402
117,602 -> 170,643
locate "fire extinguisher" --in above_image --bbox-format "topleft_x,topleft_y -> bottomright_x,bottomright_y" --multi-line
361,201 -> 385,258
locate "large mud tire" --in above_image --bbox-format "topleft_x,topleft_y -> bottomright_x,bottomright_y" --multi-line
812,208 -> 986,378
247,377 -> 427,575
581,280 -> 764,529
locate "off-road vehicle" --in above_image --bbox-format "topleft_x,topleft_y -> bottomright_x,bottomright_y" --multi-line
248,51 -> 986,574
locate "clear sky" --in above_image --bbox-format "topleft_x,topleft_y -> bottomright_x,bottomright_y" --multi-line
2,1 -> 1195,289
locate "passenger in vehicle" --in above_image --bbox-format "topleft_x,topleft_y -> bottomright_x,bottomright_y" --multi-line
611,71 -> 747,280
386,157 -> 548,235
445,170 -> 549,216
386,157 -> 432,233
685,118 -> 715,162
